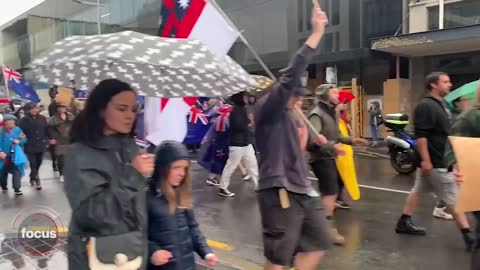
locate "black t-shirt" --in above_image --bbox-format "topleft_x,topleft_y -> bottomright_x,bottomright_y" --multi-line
414,95 -> 451,168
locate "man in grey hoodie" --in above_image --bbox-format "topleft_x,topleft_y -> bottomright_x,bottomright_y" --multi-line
254,4 -> 330,270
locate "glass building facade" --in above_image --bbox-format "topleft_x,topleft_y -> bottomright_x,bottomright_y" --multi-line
1,0 -> 404,93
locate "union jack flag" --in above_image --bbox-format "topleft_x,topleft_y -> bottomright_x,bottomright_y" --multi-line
188,107 -> 208,125
2,65 -> 22,83
215,105 -> 232,132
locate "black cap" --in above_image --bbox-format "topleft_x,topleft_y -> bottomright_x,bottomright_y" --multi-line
24,102 -> 37,112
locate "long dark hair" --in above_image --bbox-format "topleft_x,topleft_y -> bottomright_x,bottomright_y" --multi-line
70,79 -> 136,144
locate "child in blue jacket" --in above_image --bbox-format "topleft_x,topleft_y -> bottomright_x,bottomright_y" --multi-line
147,141 -> 217,270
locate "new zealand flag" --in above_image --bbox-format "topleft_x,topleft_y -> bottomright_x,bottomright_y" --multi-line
2,65 -> 40,103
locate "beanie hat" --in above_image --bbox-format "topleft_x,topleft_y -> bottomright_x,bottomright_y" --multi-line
24,102 -> 37,112
150,141 -> 190,193
315,84 -> 336,102
3,114 -> 17,122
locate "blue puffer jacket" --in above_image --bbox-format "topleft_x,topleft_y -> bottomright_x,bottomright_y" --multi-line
0,127 -> 27,175
147,192 -> 211,270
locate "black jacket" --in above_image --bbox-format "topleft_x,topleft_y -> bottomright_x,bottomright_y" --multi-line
228,93 -> 251,147
254,45 -> 315,194
48,101 -> 56,118
18,114 -> 49,154
147,192 -> 211,270
64,135 -> 148,270
414,95 -> 451,168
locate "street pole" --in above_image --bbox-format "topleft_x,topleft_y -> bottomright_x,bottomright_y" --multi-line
97,0 -> 101,34
439,0 -> 444,29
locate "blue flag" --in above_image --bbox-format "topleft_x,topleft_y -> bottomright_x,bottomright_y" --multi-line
74,89 -> 89,99
2,65 -> 40,103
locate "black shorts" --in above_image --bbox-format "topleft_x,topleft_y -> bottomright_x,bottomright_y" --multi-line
311,159 -> 340,196
257,188 -> 331,266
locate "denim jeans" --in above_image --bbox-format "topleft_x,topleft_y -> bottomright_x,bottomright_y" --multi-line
370,124 -> 379,141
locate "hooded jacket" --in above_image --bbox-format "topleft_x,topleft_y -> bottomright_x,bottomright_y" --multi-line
147,141 -> 211,270
308,99 -> 352,160
368,101 -> 382,126
254,45 -> 316,194
228,92 -> 251,147
64,134 -> 147,270
18,113 -> 49,154
48,112 -> 74,155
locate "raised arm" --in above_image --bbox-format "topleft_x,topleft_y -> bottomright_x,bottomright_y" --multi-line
256,5 -> 328,122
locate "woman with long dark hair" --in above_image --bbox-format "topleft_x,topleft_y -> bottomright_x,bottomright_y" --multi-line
64,79 -> 154,270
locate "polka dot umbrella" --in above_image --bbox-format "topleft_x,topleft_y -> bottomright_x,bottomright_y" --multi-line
249,75 -> 274,92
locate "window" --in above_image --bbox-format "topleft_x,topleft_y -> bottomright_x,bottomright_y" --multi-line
334,31 -> 340,52
428,0 -> 480,30
306,0 -> 313,31
362,0 -> 402,46
298,0 -> 304,32
321,33 -> 333,53
331,0 -> 340,25
428,6 -> 439,30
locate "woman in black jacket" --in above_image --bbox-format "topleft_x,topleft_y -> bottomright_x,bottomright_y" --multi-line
64,79 -> 154,270
148,141 -> 217,270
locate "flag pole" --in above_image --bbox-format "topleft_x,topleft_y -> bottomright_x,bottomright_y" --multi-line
209,0 -> 321,136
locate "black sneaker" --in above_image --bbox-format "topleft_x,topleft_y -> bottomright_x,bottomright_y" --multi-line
336,200 -> 351,209
2,188 -> 7,193
30,179 -> 35,186
206,178 -> 220,186
14,190 -> 23,196
219,189 -> 235,197
36,183 -> 42,191
395,217 -> 426,235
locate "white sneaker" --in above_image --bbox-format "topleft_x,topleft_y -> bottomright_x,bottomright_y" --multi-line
60,176 -> 64,183
433,207 -> 453,220
219,189 -> 235,197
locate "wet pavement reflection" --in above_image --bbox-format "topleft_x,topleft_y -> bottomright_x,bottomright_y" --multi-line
0,155 -> 474,269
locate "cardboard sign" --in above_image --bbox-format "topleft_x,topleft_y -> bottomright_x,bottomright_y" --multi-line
450,136 -> 480,212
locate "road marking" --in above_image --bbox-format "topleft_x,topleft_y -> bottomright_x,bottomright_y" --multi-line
307,177 -> 409,194
357,150 -> 390,159
57,226 -> 234,251
358,184 -> 409,194
207,239 -> 234,251
356,152 -> 378,158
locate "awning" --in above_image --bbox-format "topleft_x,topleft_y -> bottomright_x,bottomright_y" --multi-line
371,24 -> 480,57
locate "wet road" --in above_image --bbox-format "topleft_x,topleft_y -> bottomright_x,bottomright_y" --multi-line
0,152 -> 472,269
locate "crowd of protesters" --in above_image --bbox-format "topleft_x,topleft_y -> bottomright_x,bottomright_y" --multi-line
2,3 -> 479,270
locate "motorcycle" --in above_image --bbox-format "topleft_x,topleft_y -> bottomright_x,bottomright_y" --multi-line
384,114 -> 417,175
